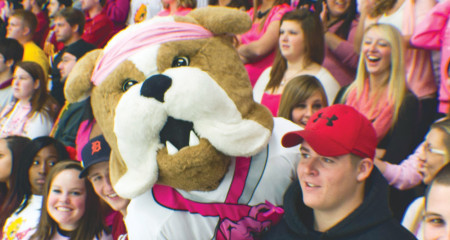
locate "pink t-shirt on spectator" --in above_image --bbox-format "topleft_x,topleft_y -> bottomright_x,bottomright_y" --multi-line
261,92 -> 281,116
240,4 -> 293,87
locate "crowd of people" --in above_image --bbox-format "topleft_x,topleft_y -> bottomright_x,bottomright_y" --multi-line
0,0 -> 448,239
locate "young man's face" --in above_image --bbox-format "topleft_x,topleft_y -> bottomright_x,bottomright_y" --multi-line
48,0 -> 62,18
54,17 -> 74,44
6,16 -> 26,40
87,161 -> 130,213
297,142 -> 369,212
57,52 -> 77,80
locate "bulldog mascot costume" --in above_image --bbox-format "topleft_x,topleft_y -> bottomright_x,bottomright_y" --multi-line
64,6 -> 300,239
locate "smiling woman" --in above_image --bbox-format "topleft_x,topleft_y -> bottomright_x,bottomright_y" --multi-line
337,23 -> 420,220
278,75 -> 328,128
31,160 -> 111,240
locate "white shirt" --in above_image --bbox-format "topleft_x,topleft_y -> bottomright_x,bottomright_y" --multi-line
253,66 -> 340,105
2,195 -> 43,240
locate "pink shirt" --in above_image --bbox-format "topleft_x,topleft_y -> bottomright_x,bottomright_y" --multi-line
103,0 -> 130,33
75,119 -> 96,161
82,12 -> 114,48
0,101 -> 53,139
261,92 -> 281,116
240,4 -> 293,87
323,19 -> 359,87
383,143 -> 423,190
411,0 -> 450,113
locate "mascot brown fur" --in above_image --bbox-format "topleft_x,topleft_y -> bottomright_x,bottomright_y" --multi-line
64,7 -> 274,199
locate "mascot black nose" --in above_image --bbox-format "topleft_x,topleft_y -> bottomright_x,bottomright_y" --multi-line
140,74 -> 172,102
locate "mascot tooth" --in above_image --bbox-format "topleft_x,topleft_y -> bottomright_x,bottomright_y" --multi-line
64,6 -> 301,239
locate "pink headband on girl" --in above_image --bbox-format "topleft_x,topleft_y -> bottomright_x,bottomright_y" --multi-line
91,21 -> 214,86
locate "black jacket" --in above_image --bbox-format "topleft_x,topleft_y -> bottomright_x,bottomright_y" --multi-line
262,169 -> 417,240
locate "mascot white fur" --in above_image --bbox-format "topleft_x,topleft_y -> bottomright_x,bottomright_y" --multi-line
65,6 -> 300,239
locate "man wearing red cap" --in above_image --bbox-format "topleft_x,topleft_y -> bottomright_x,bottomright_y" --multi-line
262,104 -> 416,240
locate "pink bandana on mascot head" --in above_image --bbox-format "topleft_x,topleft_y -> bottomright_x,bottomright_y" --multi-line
91,21 -> 214,86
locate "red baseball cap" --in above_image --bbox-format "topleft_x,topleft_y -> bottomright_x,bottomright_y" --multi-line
281,104 -> 377,159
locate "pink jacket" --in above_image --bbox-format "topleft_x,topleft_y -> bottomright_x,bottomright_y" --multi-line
323,19 -> 359,87
411,0 -> 450,113
383,143 -> 424,190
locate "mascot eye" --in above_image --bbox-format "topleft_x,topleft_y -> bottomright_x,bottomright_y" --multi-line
122,79 -> 138,92
172,57 -> 190,67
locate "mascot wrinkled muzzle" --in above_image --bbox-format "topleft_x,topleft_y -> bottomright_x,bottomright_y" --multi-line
64,7 -> 274,199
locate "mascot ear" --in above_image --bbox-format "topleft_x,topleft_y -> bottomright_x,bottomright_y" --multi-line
64,49 -> 103,103
186,6 -> 252,35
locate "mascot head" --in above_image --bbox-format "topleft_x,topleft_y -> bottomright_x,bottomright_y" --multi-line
65,7 -> 274,198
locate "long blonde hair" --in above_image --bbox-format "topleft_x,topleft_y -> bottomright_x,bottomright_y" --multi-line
341,23 -> 406,126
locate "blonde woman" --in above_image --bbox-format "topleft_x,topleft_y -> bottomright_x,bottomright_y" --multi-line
337,23 -> 420,219
355,0 -> 436,99
355,0 -> 438,147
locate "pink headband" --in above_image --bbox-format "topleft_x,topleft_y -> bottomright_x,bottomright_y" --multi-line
91,21 -> 214,86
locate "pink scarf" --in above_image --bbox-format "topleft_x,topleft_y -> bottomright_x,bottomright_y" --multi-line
346,81 -> 394,142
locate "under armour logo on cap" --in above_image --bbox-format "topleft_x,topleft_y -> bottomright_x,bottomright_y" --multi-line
313,113 -> 338,126
281,104 -> 377,159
